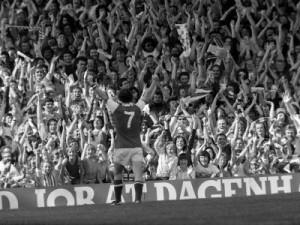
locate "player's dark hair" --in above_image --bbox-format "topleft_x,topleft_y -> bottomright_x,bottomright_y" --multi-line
129,86 -> 140,100
118,88 -> 133,103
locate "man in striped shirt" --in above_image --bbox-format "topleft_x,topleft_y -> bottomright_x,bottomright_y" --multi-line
36,160 -> 61,187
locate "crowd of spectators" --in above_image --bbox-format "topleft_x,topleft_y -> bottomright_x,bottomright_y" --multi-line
0,0 -> 300,188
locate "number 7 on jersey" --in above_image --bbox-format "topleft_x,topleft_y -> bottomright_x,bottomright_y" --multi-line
124,111 -> 135,128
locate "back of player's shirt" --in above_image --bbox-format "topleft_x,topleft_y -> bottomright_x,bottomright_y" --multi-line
112,104 -> 142,148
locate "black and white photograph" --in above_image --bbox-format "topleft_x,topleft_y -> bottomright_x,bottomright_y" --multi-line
0,0 -> 300,224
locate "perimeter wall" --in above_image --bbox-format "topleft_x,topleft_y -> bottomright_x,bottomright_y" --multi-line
0,174 -> 298,210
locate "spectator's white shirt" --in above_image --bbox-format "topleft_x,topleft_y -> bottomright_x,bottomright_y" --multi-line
0,161 -> 21,181
175,166 -> 195,180
156,154 -> 178,179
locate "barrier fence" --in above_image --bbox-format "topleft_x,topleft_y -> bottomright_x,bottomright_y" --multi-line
0,174 -> 299,210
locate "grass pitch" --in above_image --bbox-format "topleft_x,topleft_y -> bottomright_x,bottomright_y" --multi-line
1,193 -> 300,225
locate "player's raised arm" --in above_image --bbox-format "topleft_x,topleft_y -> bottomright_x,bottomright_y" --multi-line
94,85 -> 119,113
93,85 -> 108,101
